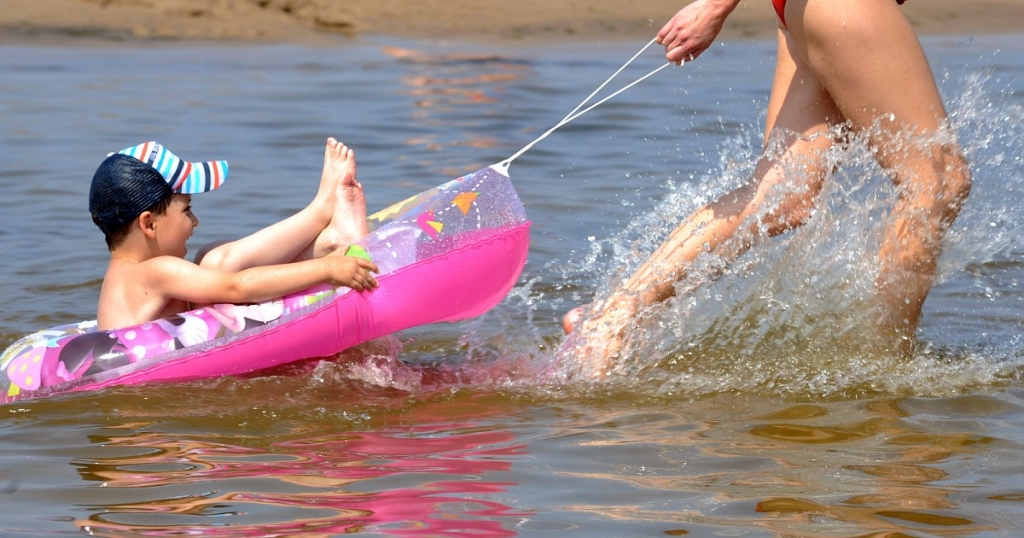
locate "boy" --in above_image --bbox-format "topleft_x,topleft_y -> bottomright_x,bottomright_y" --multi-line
89,138 -> 379,330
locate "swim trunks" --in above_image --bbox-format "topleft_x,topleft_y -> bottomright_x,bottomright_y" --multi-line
773,0 -> 906,28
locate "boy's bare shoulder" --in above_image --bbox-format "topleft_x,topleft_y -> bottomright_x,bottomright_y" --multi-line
142,255 -> 207,280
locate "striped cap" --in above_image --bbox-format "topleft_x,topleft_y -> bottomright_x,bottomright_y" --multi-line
117,141 -> 228,194
90,142 -> 229,237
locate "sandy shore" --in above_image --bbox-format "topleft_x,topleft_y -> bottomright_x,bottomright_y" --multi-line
3,0 -> 1024,46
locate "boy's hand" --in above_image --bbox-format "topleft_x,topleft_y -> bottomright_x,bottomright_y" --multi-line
328,256 -> 379,291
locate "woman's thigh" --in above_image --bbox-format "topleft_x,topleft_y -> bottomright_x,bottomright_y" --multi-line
783,0 -> 947,145
764,28 -> 841,140
746,29 -> 839,231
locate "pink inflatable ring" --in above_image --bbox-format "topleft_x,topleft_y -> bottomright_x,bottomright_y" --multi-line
1,165 -> 530,402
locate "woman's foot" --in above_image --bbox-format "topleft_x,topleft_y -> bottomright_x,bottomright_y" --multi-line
563,307 -> 582,335
559,292 -> 640,379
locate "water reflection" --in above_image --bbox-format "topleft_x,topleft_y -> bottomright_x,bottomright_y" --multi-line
72,421 -> 528,536
746,398 -> 994,534
530,393 -> 1017,535
383,46 -> 531,177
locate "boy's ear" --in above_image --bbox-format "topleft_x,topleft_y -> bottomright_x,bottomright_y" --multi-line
137,211 -> 158,239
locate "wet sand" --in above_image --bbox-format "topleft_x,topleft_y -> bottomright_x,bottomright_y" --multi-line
3,0 -> 1023,46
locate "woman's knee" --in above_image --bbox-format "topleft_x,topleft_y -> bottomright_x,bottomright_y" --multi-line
759,172 -> 825,236
762,196 -> 815,236
926,144 -> 971,221
894,143 -> 972,226
940,149 -> 972,221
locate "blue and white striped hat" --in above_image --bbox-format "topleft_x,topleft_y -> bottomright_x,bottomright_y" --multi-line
116,141 -> 228,194
89,142 -> 229,236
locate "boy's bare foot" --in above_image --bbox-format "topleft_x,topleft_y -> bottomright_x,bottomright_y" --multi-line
314,140 -> 368,255
312,137 -> 348,223
332,143 -> 368,242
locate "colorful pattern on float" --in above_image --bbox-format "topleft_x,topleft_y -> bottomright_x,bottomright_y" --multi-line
1,165 -> 529,402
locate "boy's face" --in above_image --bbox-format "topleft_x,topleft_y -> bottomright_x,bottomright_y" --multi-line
153,194 -> 198,258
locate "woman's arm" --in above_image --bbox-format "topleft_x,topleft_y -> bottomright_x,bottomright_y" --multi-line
656,0 -> 743,63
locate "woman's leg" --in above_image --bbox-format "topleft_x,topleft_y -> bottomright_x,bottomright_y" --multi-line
785,0 -> 971,342
196,138 -> 366,271
567,29 -> 842,375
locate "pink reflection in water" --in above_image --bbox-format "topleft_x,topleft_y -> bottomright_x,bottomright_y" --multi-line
73,423 -> 530,536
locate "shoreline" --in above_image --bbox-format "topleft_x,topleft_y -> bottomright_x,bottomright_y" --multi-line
3,1 -> 1024,48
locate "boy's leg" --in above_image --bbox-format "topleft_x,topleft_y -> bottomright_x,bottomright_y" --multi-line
787,0 -> 971,344
197,138 -> 348,271
565,28 -> 840,376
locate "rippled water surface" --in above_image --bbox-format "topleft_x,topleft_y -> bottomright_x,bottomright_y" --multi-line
3,33 -> 1024,536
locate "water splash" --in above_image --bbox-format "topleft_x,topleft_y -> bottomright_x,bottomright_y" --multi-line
243,57 -> 1024,403
530,66 -> 1024,399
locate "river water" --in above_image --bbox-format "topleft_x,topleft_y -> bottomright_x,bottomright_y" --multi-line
2,32 -> 1024,536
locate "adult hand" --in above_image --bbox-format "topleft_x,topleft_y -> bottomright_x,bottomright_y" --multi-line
656,0 -> 740,64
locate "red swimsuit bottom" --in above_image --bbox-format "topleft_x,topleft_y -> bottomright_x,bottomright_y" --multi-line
772,0 -> 788,27
773,0 -> 906,28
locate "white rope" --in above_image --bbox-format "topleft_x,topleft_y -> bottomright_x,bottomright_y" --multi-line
557,37 -> 661,125
498,38 -> 677,170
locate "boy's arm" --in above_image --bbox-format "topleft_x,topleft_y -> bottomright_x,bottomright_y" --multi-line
144,255 -> 379,306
